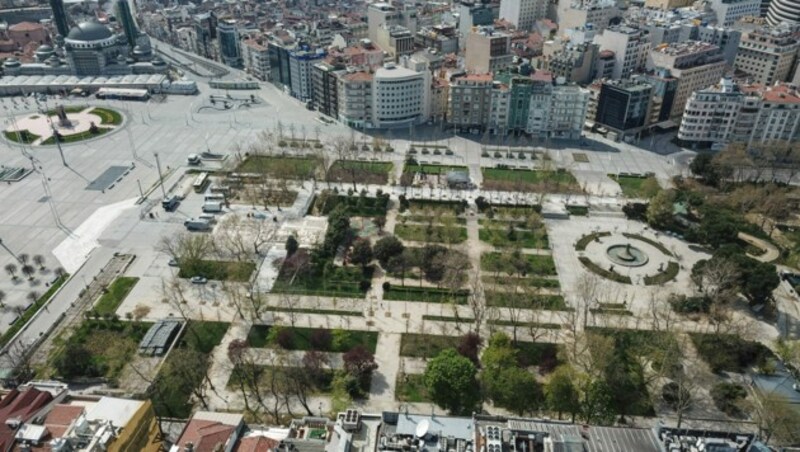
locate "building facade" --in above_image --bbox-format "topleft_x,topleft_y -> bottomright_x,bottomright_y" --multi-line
371,63 -> 426,128
594,26 -> 650,79
733,25 -> 800,86
465,27 -> 512,74
499,0 -> 548,31
595,79 -> 653,136
448,73 -> 493,133
217,19 -> 241,68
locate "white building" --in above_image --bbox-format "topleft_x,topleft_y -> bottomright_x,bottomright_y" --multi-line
240,38 -> 270,80
708,0 -> 761,26
594,26 -> 650,79
558,0 -> 619,32
678,78 -> 800,147
371,63 -> 427,128
525,74 -> 588,139
368,2 -> 399,43
499,0 -> 548,31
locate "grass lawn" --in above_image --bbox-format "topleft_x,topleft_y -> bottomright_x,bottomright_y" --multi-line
45,106 -> 85,115
575,231 -> 611,251
404,215 -> 466,225
690,333 -> 774,373
479,227 -> 548,249
41,127 -> 110,144
400,333 -> 460,358
610,175 -> 661,199
482,275 -> 560,289
228,365 -> 334,393
0,274 -> 68,347
246,325 -> 378,353
482,168 -> 580,192
643,261 -> 679,285
396,373 -> 430,402
94,277 -> 138,316
150,321 -> 228,418
52,319 -> 152,381
313,193 -> 389,217
4,130 -> 40,143
407,199 -> 468,216
264,306 -> 363,316
90,107 -> 123,125
395,224 -> 467,243
271,261 -> 371,298
566,205 -> 589,216
236,156 -> 320,179
328,160 -> 393,185
481,252 -> 557,276
485,292 -> 569,310
178,260 -> 256,282
383,286 -> 469,304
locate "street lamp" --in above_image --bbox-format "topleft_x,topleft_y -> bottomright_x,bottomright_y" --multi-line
154,152 -> 166,198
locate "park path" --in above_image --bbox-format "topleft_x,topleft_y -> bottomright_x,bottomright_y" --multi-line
738,232 -> 780,263
368,332 -> 401,403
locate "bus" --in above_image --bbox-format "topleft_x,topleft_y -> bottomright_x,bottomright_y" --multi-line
193,172 -> 210,193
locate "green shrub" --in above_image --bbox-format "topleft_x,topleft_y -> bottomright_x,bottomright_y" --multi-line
710,382 -> 747,416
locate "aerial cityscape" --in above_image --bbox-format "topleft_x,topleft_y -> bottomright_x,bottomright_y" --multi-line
0,0 -> 797,449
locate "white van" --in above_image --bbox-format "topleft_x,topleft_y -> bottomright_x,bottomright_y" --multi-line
204,193 -> 225,202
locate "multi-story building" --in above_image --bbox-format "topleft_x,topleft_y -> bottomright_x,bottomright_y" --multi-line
558,0 -> 619,32
489,81 -> 511,134
367,2 -> 399,44
499,0 -> 548,31
371,62 -> 426,128
289,48 -> 326,101
241,37 -> 270,80
734,24 -> 800,86
767,0 -> 800,24
594,25 -> 650,79
595,49 -> 615,79
648,41 -> 727,120
217,19 -> 241,68
595,79 -> 653,137
678,77 -> 800,147
544,42 -> 599,84
376,25 -> 414,59
458,0 -> 495,47
193,12 -> 217,60
415,25 -> 459,54
337,70 -> 373,128
431,76 -> 450,123
644,0 -> 694,9
492,71 -> 534,134
636,69 -> 679,124
524,71 -> 588,139
268,40 -> 292,89
708,0 -> 761,27
312,61 -> 343,118
465,27 -> 513,74
694,25 -> 741,65
448,73 -> 494,133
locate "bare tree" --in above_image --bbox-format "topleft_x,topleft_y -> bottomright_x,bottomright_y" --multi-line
32,255 -> 45,270
5,263 -> 17,280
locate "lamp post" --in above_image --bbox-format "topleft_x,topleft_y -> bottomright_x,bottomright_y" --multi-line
154,152 -> 166,198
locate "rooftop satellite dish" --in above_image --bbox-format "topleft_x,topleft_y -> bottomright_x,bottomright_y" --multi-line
416,419 -> 430,438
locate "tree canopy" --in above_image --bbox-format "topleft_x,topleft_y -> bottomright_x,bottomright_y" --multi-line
424,349 -> 481,415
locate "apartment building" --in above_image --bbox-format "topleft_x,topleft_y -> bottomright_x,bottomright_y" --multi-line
648,41 -> 727,120
312,61 -> 342,118
544,42 -> 599,84
558,0 -> 619,32
499,0 -> 548,31
337,70 -> 373,128
367,2 -> 399,43
734,24 -> 800,86
376,24 -> 414,59
448,73 -> 494,133
708,0 -> 761,27
595,79 -> 653,137
594,26 -> 650,79
240,37 -> 270,80
678,77 -> 800,147
289,48 -> 326,101
465,27 -> 513,74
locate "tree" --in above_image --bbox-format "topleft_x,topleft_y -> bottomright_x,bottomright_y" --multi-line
159,347 -> 212,410
54,343 -> 100,378
690,153 -> 719,186
480,333 -> 542,413
545,365 -> 581,421
21,265 -> 35,281
646,189 -> 675,227
374,236 -> 404,267
580,378 -> 615,425
372,216 -> 386,232
5,263 -> 17,280
741,260 -> 779,304
0,290 -> 5,308
310,329 -> 332,350
424,349 -> 481,415
350,239 -> 373,269
18,254 -> 28,265
286,235 -> 299,257
32,255 -> 45,270
343,346 -> 378,391
751,393 -> 800,446
457,332 -> 482,365
27,291 -> 39,304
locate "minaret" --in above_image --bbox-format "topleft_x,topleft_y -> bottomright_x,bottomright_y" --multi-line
49,0 -> 70,37
115,0 -> 138,47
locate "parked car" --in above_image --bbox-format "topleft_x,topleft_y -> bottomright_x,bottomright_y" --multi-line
168,258 -> 179,267
190,276 -> 208,284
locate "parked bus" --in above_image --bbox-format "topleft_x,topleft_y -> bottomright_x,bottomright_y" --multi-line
193,172 -> 210,193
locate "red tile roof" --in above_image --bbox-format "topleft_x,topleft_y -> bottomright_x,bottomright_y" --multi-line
176,420 -> 237,452
8,22 -> 43,32
235,436 -> 280,452
0,389 -> 53,451
44,405 -> 84,439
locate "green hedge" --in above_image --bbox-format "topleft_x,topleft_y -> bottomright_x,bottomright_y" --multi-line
576,232 -> 610,251
643,261 -> 679,285
578,256 -> 631,284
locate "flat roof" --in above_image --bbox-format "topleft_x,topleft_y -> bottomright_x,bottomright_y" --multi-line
395,413 -> 474,440
85,397 -> 143,428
